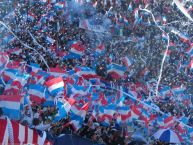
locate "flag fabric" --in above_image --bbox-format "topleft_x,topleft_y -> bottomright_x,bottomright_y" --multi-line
130,105 -> 141,120
46,36 -> 55,45
122,56 -> 134,67
54,98 -> 75,122
117,106 -> 130,121
70,103 -> 89,131
107,63 -> 126,79
75,66 -> 98,79
0,119 -> 9,145
189,59 -> 193,70
162,16 -> 167,24
95,44 -> 105,56
0,95 -> 22,120
50,67 -> 66,77
27,63 -> 41,76
162,33 -> 168,42
172,86 -> 186,95
28,84 -> 48,103
128,2 -> 132,11
28,12 -> 36,21
186,44 -> 193,57
0,119 -> 51,144
2,69 -> 18,82
70,84 -> 88,96
45,77 -> 65,96
69,41 -> 85,58
8,48 -> 22,55
159,86 -> 171,96
163,116 -> 174,129
54,2 -> 65,10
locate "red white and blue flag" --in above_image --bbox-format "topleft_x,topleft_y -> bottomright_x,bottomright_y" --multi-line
107,63 -> 126,79
70,103 -> 89,131
172,85 -> 186,95
45,77 -> 65,96
122,56 -> 133,67
69,41 -> 85,58
0,95 -> 22,120
28,84 -> 48,104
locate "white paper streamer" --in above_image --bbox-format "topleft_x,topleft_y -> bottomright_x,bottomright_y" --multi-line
0,21 -> 50,71
173,0 -> 193,22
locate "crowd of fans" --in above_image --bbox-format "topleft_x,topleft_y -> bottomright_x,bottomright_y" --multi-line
0,0 -> 193,144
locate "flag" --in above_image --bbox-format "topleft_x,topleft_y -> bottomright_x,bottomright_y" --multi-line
159,86 -> 171,96
179,32 -> 189,43
40,0 -> 47,4
46,36 -> 55,45
189,59 -> 193,70
163,116 -> 174,129
54,2 -> 65,10
122,56 -> 134,67
69,41 -> 85,58
9,73 -> 29,89
172,85 -> 186,95
75,66 -> 98,79
95,44 -> 105,56
186,44 -> 193,57
162,16 -> 167,24
0,95 -> 22,120
128,2 -> 132,11
117,106 -> 130,121
130,105 -> 141,120
162,33 -> 168,42
54,98 -> 75,122
3,35 -> 15,44
28,84 -> 48,103
27,63 -> 41,76
28,12 -> 36,21
2,69 -> 18,82
71,84 -> 88,96
8,48 -> 22,55
99,104 -> 116,119
50,67 -> 66,76
2,120 -> 51,144
107,63 -> 126,79
70,103 -> 89,131
45,77 -> 65,96
0,119 -> 9,145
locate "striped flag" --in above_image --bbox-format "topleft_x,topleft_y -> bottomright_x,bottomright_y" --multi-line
54,2 -> 66,10
122,56 -> 134,67
69,41 -> 85,58
45,77 -> 65,96
107,63 -> 126,79
130,105 -> 141,120
95,44 -> 105,56
163,116 -> 174,129
70,103 -> 89,131
172,85 -> 186,95
0,120 -> 51,144
54,98 -> 75,122
28,84 -> 48,104
0,95 -> 22,120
